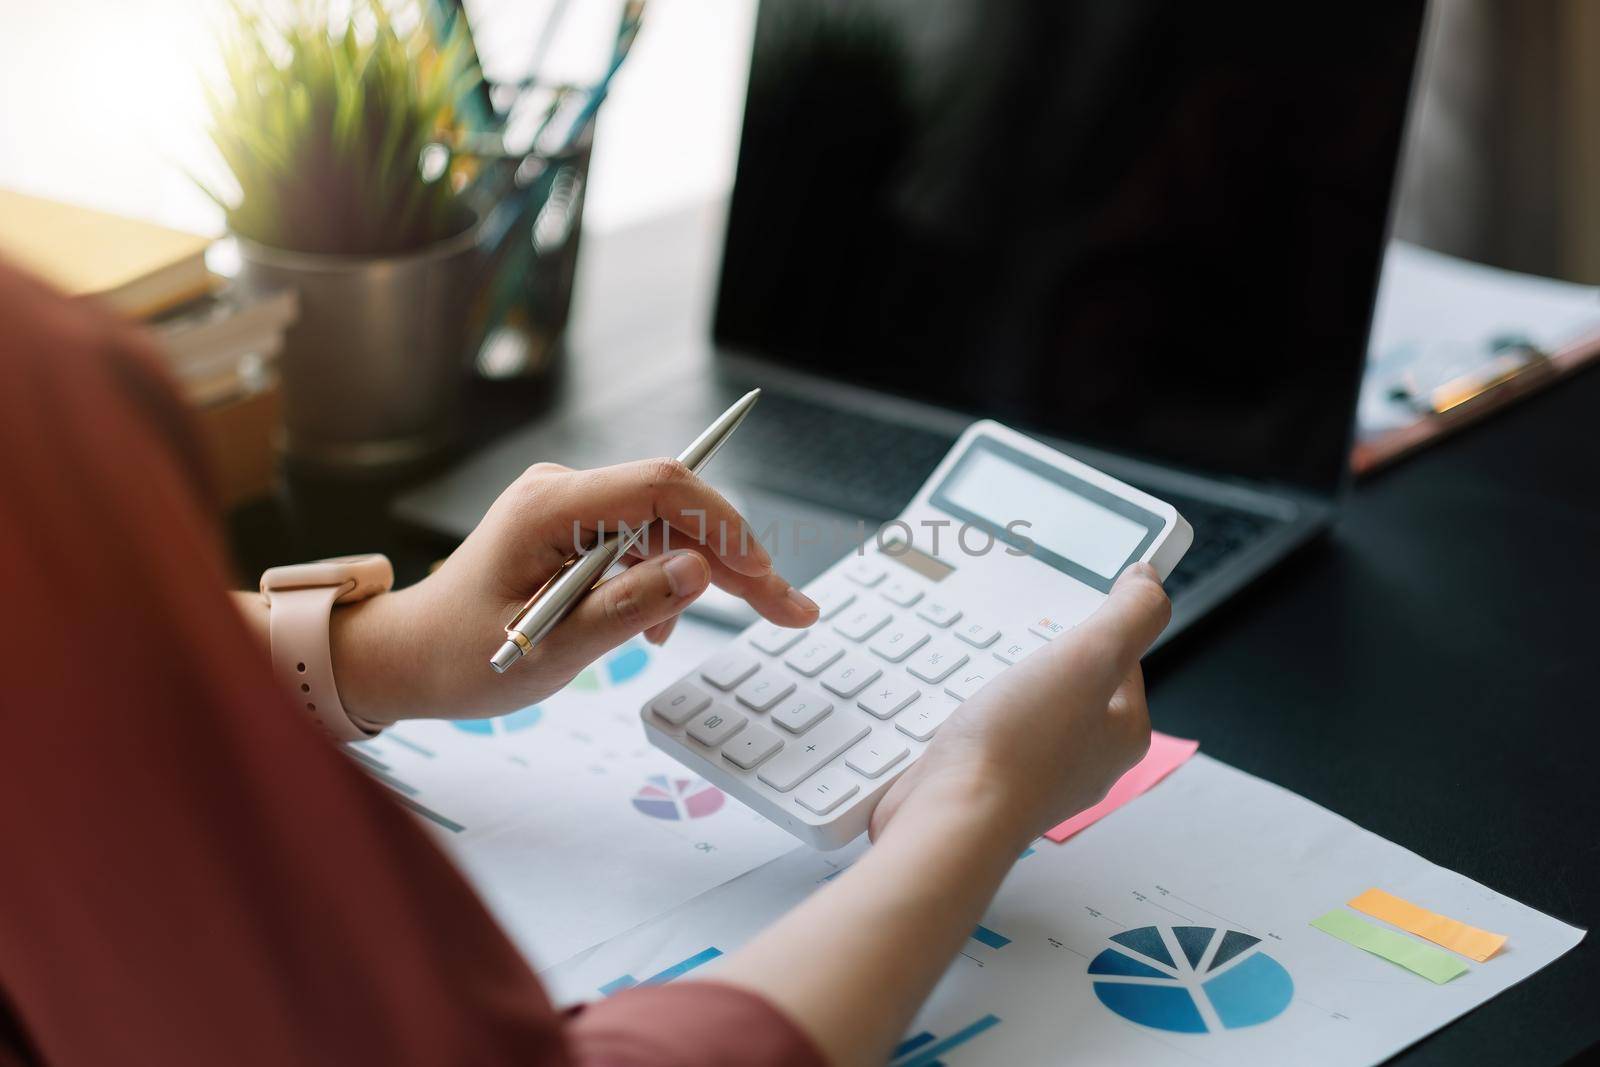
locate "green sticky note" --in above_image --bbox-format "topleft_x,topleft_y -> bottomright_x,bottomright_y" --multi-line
1311,909 -> 1469,984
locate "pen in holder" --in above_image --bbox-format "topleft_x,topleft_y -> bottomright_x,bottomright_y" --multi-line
461,98 -> 595,388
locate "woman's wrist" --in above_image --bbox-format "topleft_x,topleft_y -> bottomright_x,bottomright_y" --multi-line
875,762 -> 1039,860
327,584 -> 436,726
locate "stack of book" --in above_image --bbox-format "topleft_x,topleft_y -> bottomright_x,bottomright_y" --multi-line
0,189 -> 296,505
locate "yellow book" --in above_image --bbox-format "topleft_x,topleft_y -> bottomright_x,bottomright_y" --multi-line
0,189 -> 212,318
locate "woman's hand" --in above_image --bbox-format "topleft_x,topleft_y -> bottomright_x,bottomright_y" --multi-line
869,563 -> 1171,851
328,459 -> 818,722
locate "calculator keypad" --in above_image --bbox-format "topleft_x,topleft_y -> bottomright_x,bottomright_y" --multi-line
650,554 -> 1090,827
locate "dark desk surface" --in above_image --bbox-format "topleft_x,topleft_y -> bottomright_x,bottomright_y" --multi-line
229,203 -> 1600,1066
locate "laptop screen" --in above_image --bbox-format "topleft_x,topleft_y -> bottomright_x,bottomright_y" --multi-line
714,1 -> 1426,494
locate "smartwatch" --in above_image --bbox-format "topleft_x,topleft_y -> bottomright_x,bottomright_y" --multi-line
259,554 -> 394,741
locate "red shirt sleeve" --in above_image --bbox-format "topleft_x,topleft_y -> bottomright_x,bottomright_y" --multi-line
0,261 -> 823,1067
566,982 -> 823,1067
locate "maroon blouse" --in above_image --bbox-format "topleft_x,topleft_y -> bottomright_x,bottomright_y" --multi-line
0,260 -> 823,1067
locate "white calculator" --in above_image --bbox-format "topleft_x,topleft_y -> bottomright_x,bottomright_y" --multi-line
640,421 -> 1192,849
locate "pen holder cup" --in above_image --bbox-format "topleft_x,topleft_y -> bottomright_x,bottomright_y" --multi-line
463,112 -> 594,389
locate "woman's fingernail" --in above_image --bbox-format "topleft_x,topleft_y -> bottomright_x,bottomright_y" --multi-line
664,552 -> 707,598
786,586 -> 818,614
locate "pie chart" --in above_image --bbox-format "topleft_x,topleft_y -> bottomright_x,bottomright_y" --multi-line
1088,925 -> 1293,1034
632,774 -> 725,821
451,704 -> 543,737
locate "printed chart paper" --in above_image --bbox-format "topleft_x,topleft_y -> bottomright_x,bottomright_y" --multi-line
543,755 -> 1583,1066
349,618 -> 797,968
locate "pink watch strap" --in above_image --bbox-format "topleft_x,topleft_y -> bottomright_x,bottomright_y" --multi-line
266,585 -> 378,742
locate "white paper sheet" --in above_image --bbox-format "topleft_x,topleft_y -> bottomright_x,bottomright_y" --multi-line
542,755 -> 1583,1066
349,618 -> 796,969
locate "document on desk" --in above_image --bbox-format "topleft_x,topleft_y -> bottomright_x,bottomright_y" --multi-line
542,755 -> 1583,1066
348,618 -> 797,969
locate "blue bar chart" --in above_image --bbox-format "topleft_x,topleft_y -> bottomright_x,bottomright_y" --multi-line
599,946 -> 724,996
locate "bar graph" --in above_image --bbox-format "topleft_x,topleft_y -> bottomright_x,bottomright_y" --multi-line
891,1014 -> 1002,1066
599,946 -> 724,996
971,923 -> 1012,950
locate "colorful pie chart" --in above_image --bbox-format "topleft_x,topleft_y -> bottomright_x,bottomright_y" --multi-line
632,774 -> 725,821
1088,924 -> 1293,1034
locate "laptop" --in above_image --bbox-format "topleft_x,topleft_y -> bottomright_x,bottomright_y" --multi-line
397,0 -> 1429,641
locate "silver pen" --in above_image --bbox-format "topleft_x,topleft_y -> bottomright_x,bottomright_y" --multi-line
489,388 -> 762,673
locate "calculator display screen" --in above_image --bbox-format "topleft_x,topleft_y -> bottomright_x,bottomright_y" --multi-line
930,438 -> 1163,592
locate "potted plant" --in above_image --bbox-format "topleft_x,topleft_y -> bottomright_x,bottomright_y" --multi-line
200,0 -> 482,474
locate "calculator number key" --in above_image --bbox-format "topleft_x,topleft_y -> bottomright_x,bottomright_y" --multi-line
834,606 -> 892,642
701,651 -> 760,690
772,691 -> 833,734
906,641 -> 969,684
808,585 -> 857,621
820,654 -> 882,698
649,681 -> 712,725
868,624 -> 929,663
784,638 -> 845,677
687,705 -> 747,746
844,558 -> 886,587
749,623 -> 807,655
736,667 -> 797,712
879,576 -> 923,607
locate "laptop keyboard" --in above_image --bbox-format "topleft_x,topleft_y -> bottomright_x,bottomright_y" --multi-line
718,391 -> 1280,598
717,390 -> 955,518
1147,490 -> 1277,595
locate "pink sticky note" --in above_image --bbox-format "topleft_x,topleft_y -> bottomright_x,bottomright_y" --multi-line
1044,732 -> 1199,843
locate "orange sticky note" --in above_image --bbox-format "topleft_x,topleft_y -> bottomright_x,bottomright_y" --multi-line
1348,888 -> 1508,962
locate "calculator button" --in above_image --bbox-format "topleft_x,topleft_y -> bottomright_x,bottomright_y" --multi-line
1029,615 -> 1070,641
809,586 -> 856,621
906,641 -> 969,684
844,559 -> 886,587
879,577 -> 923,607
772,690 -> 833,733
916,600 -> 962,628
784,638 -> 845,677
700,652 -> 760,691
820,654 -> 882,698
896,692 -> 961,741
946,665 -> 1002,702
686,704 -> 747,746
794,768 -> 859,815
758,718 -> 871,792
723,723 -> 785,769
858,679 -> 919,719
834,606 -> 893,642
845,735 -> 910,778
735,667 -> 797,712
954,620 -> 1000,648
649,681 -> 713,725
994,635 -> 1047,665
749,623 -> 807,655
868,624 -> 930,663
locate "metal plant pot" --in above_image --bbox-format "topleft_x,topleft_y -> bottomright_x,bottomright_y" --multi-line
236,223 -> 480,475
